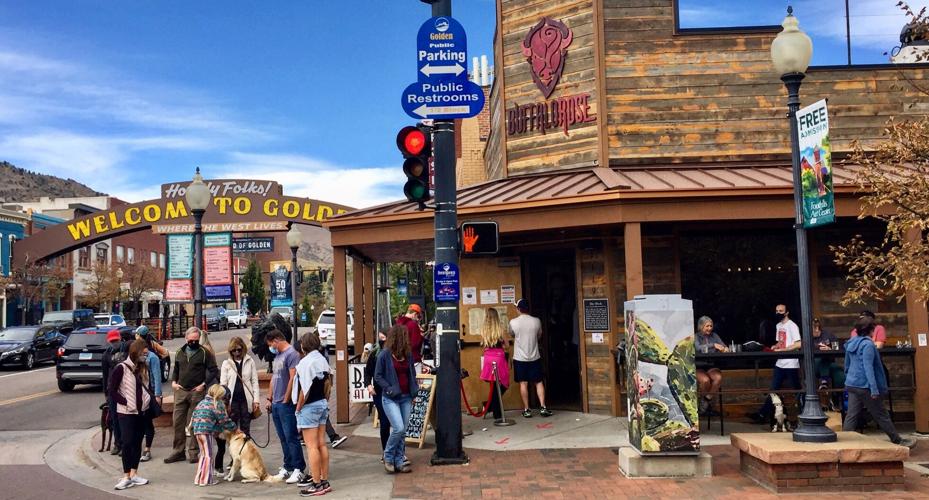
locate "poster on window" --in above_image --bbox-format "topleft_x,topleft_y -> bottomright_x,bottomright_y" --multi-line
796,99 -> 835,228
269,260 -> 293,307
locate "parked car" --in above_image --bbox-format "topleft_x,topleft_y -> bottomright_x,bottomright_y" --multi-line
55,326 -> 134,391
94,313 -> 127,327
203,307 -> 228,331
41,309 -> 95,335
315,309 -> 354,351
270,306 -> 292,322
225,308 -> 248,328
0,325 -> 65,369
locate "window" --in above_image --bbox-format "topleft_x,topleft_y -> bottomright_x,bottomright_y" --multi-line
150,251 -> 157,267
78,247 -> 90,269
127,247 -> 135,265
95,244 -> 108,265
674,0 -> 926,66
159,253 -> 166,269
116,245 -> 124,263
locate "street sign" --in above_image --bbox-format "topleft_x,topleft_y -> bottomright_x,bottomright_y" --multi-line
401,16 -> 485,120
232,237 -> 274,253
433,262 -> 460,302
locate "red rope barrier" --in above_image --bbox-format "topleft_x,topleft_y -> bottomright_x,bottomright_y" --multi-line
460,379 -> 496,418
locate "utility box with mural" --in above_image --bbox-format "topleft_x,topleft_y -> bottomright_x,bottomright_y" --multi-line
624,294 -> 699,455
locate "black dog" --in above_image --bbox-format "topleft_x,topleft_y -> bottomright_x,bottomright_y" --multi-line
98,402 -> 113,452
250,313 -> 293,372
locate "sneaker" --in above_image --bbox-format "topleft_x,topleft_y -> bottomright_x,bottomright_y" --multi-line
331,435 -> 348,448
197,479 -> 220,486
286,470 -> 305,484
114,478 -> 133,490
317,480 -> 333,494
130,476 -> 149,486
109,447 -> 121,456
299,482 -> 328,496
398,463 -> 412,473
384,462 -> 396,473
896,437 -> 918,449
140,450 -> 151,462
522,409 -> 532,418
163,452 -> 185,464
297,476 -> 315,488
402,457 -> 411,467
271,467 -> 289,480
540,407 -> 553,417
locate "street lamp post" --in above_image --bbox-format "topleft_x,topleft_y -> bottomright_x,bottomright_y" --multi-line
286,224 -> 302,333
772,7 -> 837,443
185,168 -> 211,332
115,268 -> 124,313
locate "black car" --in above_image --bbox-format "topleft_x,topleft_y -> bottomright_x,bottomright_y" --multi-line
0,325 -> 65,369
41,308 -> 95,335
55,326 -> 133,392
203,308 -> 228,331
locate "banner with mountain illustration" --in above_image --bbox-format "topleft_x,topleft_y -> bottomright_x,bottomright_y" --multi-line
796,99 -> 834,228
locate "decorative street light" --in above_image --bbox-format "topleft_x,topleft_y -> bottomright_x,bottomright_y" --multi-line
771,7 -> 836,443
186,168 -> 211,331
115,267 -> 124,314
286,224 -> 302,332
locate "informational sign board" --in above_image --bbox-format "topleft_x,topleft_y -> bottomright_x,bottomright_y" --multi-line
501,284 -> 516,304
232,237 -> 274,253
165,234 -> 193,302
401,17 -> 485,120
348,363 -> 372,404
433,262 -> 460,302
796,99 -> 835,228
203,233 -> 234,303
165,279 -> 193,302
398,277 -> 408,297
269,261 -> 293,307
583,298 -> 610,332
405,373 -> 436,448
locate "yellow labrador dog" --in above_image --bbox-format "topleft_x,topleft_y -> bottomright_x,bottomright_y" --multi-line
222,429 -> 281,483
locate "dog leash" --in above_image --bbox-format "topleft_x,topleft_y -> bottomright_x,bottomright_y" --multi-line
249,411 -> 272,449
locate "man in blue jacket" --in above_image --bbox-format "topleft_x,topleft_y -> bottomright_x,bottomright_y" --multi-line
843,317 -> 916,448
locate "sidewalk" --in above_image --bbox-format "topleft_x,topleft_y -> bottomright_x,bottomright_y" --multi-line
45,407 -> 929,499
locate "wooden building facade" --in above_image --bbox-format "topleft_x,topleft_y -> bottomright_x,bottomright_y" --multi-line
324,0 -> 929,430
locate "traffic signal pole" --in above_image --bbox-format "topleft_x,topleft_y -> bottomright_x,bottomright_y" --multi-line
428,0 -> 467,467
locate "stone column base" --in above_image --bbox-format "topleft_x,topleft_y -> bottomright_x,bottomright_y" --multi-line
617,447 -> 713,478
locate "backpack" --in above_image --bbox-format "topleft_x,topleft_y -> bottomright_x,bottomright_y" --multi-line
108,342 -> 128,366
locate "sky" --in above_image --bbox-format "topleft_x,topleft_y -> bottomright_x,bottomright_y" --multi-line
0,1 -> 923,209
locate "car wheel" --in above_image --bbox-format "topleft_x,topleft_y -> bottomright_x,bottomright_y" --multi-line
23,352 -> 35,370
57,379 -> 74,392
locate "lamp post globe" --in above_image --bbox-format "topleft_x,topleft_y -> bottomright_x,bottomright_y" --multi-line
287,224 -> 301,331
286,224 -> 302,250
771,6 -> 813,77
186,168 -> 211,332
185,167 -> 211,211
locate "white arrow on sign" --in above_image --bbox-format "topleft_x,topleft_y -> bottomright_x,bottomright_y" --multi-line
413,104 -> 471,118
420,63 -> 465,77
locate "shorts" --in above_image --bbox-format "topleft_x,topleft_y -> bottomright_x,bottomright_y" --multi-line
513,359 -> 543,383
295,400 -> 329,430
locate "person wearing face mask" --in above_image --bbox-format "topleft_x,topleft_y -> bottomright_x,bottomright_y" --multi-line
747,303 -> 802,424
108,339 -> 153,490
164,327 -> 218,464
215,336 -> 260,473
135,328 -> 163,463
264,329 -> 306,484
395,304 -> 425,364
364,331 -> 392,453
102,329 -> 129,456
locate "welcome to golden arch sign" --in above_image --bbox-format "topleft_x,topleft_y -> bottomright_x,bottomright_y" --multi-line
13,179 -> 353,265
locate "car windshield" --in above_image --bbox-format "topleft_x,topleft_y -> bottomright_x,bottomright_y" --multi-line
318,314 -> 335,325
0,328 -> 38,341
204,309 -> 219,317
65,332 -> 108,348
271,308 -> 289,314
42,311 -> 72,323
94,316 -> 110,326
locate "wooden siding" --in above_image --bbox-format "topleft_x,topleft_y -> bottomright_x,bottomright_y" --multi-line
499,0 -> 601,174
602,0 -> 929,163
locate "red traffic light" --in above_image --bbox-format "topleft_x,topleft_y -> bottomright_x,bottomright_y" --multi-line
397,126 -> 428,156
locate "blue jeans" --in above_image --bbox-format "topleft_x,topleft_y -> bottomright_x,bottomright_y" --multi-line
272,402 -> 305,472
381,394 -> 412,467
758,367 -> 802,416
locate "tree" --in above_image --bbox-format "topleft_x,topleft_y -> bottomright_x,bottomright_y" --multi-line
241,259 -> 266,316
121,261 -> 164,324
0,257 -> 71,324
79,263 -> 119,311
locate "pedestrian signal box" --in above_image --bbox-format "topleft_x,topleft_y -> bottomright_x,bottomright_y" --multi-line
459,221 -> 499,256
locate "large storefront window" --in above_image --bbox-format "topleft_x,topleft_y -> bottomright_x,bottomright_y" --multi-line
675,0 -> 925,65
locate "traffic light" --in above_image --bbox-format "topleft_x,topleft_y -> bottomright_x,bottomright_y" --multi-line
397,125 -> 432,203
460,221 -> 499,256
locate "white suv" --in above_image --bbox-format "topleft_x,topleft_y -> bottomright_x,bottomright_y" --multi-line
225,308 -> 248,328
94,314 -> 127,327
315,309 -> 354,350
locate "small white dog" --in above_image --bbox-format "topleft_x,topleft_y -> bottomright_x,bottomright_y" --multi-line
770,393 -> 792,432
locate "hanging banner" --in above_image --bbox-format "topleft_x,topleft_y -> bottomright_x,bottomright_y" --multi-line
796,99 -> 835,228
165,234 -> 194,302
203,232 -> 234,303
269,260 -> 293,307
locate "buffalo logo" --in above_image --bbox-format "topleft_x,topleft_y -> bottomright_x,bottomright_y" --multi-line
521,17 -> 573,99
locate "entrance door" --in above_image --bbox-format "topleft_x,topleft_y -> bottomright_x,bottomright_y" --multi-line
523,250 -> 581,411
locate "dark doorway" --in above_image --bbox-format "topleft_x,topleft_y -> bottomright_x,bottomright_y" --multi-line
679,228 -> 800,345
522,249 -> 581,411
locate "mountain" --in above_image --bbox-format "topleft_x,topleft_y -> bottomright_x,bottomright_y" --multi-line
0,161 -> 105,202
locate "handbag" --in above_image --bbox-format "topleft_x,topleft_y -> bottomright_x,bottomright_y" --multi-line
141,380 -> 162,418
230,359 -> 262,419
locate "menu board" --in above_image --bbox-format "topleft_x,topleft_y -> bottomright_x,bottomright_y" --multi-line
203,233 -> 233,303
404,373 -> 436,448
167,235 -> 193,279
584,298 -> 610,332
165,279 -> 193,302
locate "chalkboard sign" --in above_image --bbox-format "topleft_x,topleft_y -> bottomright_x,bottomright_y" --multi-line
584,298 -> 610,332
404,373 -> 436,448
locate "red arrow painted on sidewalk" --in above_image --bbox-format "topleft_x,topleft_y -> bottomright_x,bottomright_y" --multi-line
536,422 -> 553,430
494,437 -> 510,445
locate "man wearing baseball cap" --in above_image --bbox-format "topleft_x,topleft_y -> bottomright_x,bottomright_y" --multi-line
396,304 -> 425,364
510,299 -> 552,418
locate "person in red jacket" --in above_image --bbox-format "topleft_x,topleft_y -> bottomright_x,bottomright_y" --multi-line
395,304 -> 424,364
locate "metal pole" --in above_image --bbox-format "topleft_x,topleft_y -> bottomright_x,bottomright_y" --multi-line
427,0 -> 467,466
192,208 -> 205,331
291,245 -> 299,335
783,73 -> 837,443
492,362 -> 515,426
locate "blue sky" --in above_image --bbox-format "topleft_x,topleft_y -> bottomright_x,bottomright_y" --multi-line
0,1 -> 922,208
0,1 -> 495,207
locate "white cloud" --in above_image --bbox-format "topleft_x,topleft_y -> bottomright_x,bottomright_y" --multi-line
207,152 -> 403,209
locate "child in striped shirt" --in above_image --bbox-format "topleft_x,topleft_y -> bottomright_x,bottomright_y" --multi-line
191,384 -> 237,486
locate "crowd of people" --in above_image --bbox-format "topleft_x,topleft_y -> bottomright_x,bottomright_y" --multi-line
695,304 -> 916,448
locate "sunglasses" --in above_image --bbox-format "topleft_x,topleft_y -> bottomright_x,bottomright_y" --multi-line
230,349 -> 242,354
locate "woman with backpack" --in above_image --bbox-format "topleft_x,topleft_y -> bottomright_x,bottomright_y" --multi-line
364,331 -> 391,453
134,327 -> 163,462
374,324 -> 418,474
293,332 -> 333,496
107,339 -> 154,490
215,336 -> 260,473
